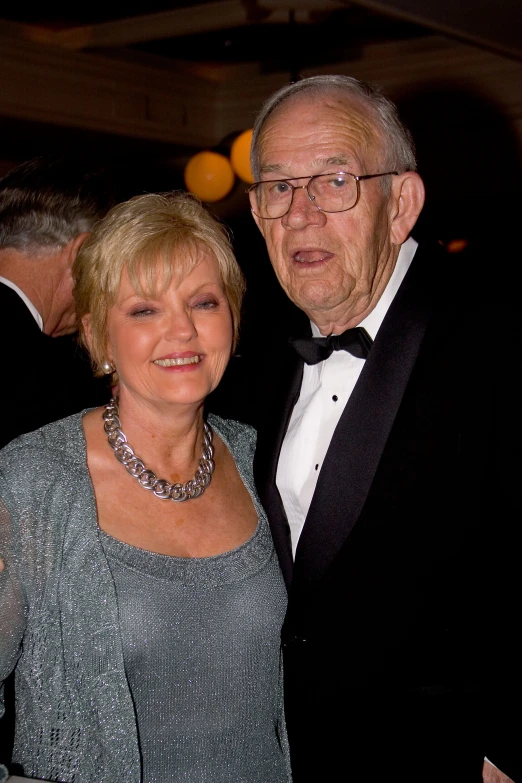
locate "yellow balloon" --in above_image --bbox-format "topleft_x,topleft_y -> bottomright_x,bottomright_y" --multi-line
230,129 -> 254,184
184,151 -> 235,202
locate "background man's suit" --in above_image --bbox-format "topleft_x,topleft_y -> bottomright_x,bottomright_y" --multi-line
251,241 -> 521,783
0,283 -> 108,449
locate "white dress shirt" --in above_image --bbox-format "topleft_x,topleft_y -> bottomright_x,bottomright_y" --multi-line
276,237 -> 418,557
0,275 -> 43,331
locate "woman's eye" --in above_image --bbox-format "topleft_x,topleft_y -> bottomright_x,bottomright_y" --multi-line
194,298 -> 218,310
129,306 -> 156,317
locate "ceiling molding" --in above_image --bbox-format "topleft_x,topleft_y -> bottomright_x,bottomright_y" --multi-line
0,30 -> 218,148
27,0 -> 341,51
2,0 -> 519,62
347,0 -> 522,61
1,16 -> 520,155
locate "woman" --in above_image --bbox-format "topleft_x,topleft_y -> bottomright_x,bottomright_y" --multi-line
0,192 -> 290,783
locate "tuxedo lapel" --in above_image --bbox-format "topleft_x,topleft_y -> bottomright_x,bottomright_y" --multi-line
254,342 -> 304,585
293,244 -> 437,584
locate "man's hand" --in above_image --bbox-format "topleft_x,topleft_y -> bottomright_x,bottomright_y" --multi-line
483,759 -> 515,783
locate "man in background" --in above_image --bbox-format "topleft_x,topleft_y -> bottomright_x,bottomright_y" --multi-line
0,156 -> 115,766
0,156 -> 115,449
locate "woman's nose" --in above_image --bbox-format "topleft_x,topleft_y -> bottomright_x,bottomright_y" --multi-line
164,310 -> 197,341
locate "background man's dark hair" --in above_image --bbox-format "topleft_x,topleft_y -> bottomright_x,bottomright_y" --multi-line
0,156 -> 116,253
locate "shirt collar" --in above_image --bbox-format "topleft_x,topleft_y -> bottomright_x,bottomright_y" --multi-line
0,275 -> 44,331
310,236 -> 418,340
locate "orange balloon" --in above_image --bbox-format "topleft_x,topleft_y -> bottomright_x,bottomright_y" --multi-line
184,151 -> 235,202
230,129 -> 254,184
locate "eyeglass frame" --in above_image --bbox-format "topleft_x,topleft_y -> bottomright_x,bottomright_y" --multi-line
247,170 -> 399,219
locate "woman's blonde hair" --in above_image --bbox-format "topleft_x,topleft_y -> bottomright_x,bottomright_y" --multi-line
73,191 -> 245,375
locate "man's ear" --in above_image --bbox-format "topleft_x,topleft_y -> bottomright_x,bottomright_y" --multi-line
389,172 -> 425,245
63,231 -> 90,267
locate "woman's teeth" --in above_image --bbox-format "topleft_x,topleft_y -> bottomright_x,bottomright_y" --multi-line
153,356 -> 201,367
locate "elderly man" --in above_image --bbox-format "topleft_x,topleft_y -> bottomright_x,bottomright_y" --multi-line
0,156 -> 114,449
246,76 -> 520,783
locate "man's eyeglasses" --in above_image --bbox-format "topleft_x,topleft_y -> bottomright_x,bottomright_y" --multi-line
247,171 -> 398,219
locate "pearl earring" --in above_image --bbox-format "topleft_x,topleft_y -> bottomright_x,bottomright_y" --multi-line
101,360 -> 114,375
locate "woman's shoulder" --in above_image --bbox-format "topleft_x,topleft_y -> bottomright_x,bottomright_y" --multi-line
207,414 -> 257,461
0,412 -> 92,532
0,410 -> 88,476
208,413 -> 256,442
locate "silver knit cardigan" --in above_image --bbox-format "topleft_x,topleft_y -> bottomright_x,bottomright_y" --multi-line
0,412 -> 282,783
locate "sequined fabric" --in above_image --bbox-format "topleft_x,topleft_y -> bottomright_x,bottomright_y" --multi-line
101,513 -> 287,783
0,412 -> 291,783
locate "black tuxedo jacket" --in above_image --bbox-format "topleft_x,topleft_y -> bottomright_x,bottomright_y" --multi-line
252,242 -> 521,783
0,283 -> 109,449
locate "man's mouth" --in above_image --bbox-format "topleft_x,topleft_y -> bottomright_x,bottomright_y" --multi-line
293,250 -> 332,264
153,355 -> 202,367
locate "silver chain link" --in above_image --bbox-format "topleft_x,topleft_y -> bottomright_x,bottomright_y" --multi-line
102,397 -> 214,502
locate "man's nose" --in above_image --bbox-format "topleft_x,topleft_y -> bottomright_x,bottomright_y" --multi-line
282,185 -> 327,230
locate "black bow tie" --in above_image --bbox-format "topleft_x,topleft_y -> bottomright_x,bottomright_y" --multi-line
290,327 -> 373,365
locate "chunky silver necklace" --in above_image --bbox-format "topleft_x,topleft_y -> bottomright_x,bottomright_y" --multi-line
102,397 -> 214,502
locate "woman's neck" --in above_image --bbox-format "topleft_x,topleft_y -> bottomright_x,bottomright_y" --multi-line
109,391 -> 207,480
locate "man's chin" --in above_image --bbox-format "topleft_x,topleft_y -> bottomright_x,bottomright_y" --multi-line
290,283 -> 341,318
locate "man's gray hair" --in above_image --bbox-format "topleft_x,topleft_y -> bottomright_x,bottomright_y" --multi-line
250,74 -> 417,180
0,156 -> 115,254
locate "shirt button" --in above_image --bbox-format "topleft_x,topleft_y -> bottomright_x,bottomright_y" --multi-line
332,395 -> 338,402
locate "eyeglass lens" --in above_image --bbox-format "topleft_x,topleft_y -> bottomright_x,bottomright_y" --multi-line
250,173 -> 358,218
